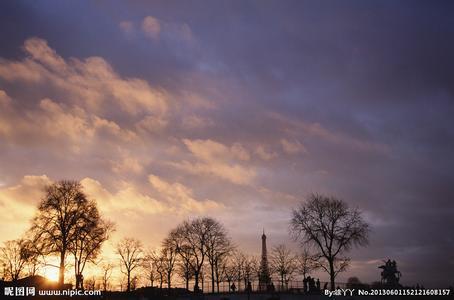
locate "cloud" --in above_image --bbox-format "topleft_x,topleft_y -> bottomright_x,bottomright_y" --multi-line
0,90 -> 13,134
0,89 -> 12,107
0,96 -> 137,155
255,145 -> 278,161
142,16 -> 161,40
111,155 -> 144,174
280,138 -> 308,155
148,174 -> 223,213
171,139 -> 255,185
0,175 -> 51,241
81,178 -> 167,216
268,112 -> 390,155
231,143 -> 250,161
0,38 -> 168,117
141,16 -> 193,43
135,115 -> 169,133
119,20 -> 135,36
181,115 -> 214,129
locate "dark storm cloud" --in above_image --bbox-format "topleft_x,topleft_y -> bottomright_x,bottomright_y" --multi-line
0,0 -> 453,287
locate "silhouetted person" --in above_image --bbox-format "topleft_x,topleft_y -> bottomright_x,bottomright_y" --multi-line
309,277 -> 316,293
316,278 -> 320,291
303,277 -> 308,293
247,281 -> 252,293
231,283 -> 236,292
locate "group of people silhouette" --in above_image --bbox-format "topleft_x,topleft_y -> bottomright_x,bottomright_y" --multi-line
303,276 -> 322,294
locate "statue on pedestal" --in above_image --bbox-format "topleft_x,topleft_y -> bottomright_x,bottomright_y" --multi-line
378,259 -> 401,288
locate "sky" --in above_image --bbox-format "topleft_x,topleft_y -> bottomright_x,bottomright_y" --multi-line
0,0 -> 453,288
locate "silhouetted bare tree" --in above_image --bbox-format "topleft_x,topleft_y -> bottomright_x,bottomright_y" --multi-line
16,239 -> 42,277
204,218 -> 234,293
161,237 -> 178,292
116,238 -> 143,292
290,194 -> 369,290
100,262 -> 113,292
71,201 -> 114,289
270,244 -> 296,291
296,249 -> 319,279
219,256 -> 237,292
174,246 -> 195,290
167,217 -> 216,292
232,250 -> 246,290
145,244 -> 177,291
29,180 -> 97,285
151,251 -> 165,290
142,248 -> 159,287
243,255 -> 258,288
0,239 -> 28,281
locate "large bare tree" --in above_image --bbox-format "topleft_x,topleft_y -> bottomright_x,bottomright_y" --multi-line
270,244 -> 296,291
290,194 -> 369,290
116,238 -> 143,292
30,180 -> 99,285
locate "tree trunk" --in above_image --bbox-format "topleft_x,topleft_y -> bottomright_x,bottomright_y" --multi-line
167,274 -> 171,293
194,271 -> 199,292
185,272 -> 189,290
59,250 -> 65,286
329,259 -> 335,291
211,265 -> 215,293
127,272 -> 131,292
201,271 -> 204,292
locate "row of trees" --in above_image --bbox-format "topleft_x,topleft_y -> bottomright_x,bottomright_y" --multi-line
116,217 -> 234,293
116,192 -> 371,293
114,236 -> 320,293
1,180 -> 370,293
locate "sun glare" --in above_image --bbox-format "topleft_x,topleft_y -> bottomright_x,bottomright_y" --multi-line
43,267 -> 59,282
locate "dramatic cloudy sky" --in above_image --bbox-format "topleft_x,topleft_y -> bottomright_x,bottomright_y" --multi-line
0,0 -> 453,287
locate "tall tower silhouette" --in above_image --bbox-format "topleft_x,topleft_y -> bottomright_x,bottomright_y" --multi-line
258,229 -> 271,291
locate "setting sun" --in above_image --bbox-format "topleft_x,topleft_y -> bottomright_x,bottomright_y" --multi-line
42,267 -> 59,282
